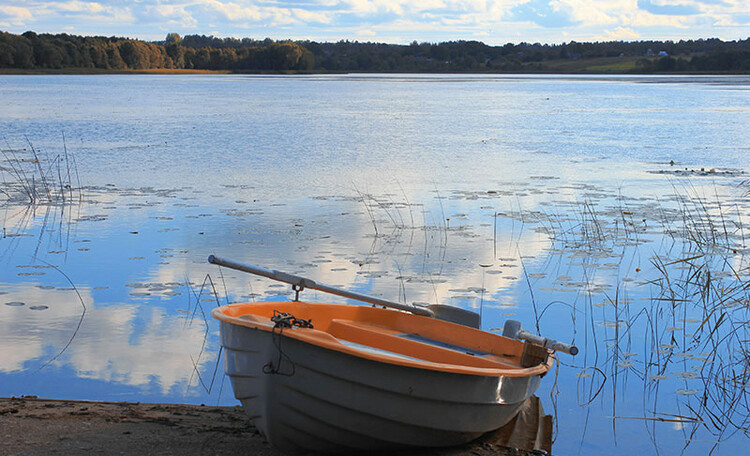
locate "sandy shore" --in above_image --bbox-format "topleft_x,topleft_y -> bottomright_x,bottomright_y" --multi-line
1,396 -> 549,455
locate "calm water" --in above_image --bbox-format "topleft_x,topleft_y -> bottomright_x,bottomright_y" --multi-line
2,74 -> 749,455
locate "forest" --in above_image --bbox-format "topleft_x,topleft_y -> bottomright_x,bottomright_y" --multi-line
1,30 -> 748,73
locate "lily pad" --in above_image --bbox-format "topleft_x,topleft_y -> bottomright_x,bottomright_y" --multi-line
677,388 -> 698,396
672,371 -> 699,379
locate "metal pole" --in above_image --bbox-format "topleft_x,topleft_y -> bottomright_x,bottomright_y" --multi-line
208,255 -> 435,318
516,329 -> 579,356
502,320 -> 578,355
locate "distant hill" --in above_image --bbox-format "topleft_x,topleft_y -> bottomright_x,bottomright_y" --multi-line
1,31 -> 748,73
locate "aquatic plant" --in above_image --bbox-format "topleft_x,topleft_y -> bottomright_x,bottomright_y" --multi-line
0,136 -> 81,206
526,182 -> 750,454
0,137 -> 85,261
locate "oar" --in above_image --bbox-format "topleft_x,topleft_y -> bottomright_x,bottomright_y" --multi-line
502,320 -> 578,355
207,255 -> 481,328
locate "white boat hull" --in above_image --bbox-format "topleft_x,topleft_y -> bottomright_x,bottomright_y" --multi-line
221,320 -> 544,454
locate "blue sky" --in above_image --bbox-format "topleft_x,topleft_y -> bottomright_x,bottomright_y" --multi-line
1,0 -> 748,44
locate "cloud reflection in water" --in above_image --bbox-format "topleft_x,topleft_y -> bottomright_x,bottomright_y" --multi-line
0,283 -> 216,395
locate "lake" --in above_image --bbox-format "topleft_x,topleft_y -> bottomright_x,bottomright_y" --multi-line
1,74 -> 749,455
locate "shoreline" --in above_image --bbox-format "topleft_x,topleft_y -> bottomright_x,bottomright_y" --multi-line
0,68 -> 233,75
0,396 -> 549,455
1,67 -> 747,76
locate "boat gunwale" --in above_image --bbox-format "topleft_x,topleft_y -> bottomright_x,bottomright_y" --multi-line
213,301 -> 552,377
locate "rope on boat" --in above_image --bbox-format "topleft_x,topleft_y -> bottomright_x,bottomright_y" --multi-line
270,311 -> 314,330
263,311 -> 314,376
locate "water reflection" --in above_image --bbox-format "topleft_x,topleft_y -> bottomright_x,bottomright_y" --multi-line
2,75 -> 749,455
1,169 -> 747,453
0,282 -> 215,395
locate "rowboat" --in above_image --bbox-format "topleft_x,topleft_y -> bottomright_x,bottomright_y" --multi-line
209,255 -> 576,454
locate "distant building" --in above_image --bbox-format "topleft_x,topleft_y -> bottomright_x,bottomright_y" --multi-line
658,51 -> 669,57
645,49 -> 654,57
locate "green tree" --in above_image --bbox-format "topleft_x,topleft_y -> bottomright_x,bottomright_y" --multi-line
106,44 -> 125,69
165,33 -> 182,45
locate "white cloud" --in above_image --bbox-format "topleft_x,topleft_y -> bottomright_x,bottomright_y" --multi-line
342,0 -> 400,15
601,25 -> 642,40
0,0 -> 747,48
0,6 -> 33,26
198,0 -> 264,21
180,1 -> 333,28
562,0 -> 620,26
54,1 -> 108,14
146,4 -> 190,19
293,7 -> 332,24
629,8 -> 686,27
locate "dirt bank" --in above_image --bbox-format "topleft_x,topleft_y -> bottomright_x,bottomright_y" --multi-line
0,396 -> 549,455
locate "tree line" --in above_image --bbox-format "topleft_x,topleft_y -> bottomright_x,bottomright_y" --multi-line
0,31 -> 313,71
302,38 -> 750,72
1,30 -> 749,73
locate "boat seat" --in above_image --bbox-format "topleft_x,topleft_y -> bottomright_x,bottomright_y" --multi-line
327,319 -> 520,369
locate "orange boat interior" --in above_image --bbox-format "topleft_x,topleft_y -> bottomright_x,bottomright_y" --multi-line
214,301 -> 552,377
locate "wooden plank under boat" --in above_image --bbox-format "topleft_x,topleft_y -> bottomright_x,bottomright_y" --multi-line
212,300 -> 555,454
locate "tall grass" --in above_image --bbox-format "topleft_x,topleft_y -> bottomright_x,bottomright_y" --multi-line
1,137 -> 83,259
529,183 -> 749,454
1,137 -> 81,206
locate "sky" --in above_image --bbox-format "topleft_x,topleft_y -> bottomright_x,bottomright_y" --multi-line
0,0 -> 748,45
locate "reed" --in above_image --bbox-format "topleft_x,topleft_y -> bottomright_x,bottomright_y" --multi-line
1,138 -> 84,261
0,137 -> 82,207
532,182 -> 750,453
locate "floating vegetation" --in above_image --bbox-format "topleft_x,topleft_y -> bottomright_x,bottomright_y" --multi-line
677,388 -> 699,396
672,371 -> 700,379
2,140 -> 748,456
648,167 -> 744,177
0,137 -> 82,207
600,320 -> 626,328
649,374 -> 669,380
5,301 -> 25,307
